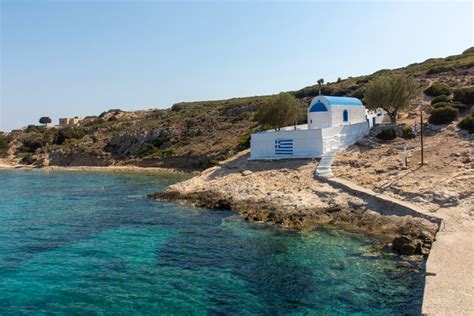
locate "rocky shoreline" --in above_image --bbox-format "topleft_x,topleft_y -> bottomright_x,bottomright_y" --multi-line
150,150 -> 439,257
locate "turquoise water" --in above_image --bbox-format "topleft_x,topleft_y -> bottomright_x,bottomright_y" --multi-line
0,169 -> 424,315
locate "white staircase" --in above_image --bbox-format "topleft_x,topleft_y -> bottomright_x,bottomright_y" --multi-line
316,150 -> 337,178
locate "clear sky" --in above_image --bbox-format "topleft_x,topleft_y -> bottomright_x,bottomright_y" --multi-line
1,0 -> 472,131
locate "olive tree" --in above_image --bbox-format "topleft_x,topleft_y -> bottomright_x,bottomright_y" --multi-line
364,74 -> 420,123
256,93 -> 300,131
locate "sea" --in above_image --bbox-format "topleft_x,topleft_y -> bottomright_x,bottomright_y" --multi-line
0,169 -> 424,315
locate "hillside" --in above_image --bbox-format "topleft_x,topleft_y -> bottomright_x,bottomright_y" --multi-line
1,48 -> 473,170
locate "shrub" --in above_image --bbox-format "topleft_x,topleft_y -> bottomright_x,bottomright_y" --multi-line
424,83 -> 451,97
458,114 -> 474,133
21,137 -> 46,152
237,133 -> 251,149
333,88 -> 353,96
432,102 -> 453,109
138,144 -> 159,157
453,87 -> 474,105
431,95 -> 450,105
428,106 -> 458,125
462,47 -> 474,54
426,65 -> 454,75
402,128 -> 415,139
433,101 -> 468,112
171,103 -> 186,112
53,127 -> 85,145
292,86 -> 333,98
450,102 -> 469,112
108,116 -> 118,122
20,153 -> 37,165
25,125 -> 44,133
356,78 -> 370,84
376,129 -> 397,140
0,134 -> 11,157
350,88 -> 365,99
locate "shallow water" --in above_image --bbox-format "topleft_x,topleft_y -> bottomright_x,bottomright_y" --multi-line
0,169 -> 424,315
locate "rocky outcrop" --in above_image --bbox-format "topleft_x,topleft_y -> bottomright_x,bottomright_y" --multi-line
104,129 -> 176,156
150,150 -> 439,256
48,151 -> 113,167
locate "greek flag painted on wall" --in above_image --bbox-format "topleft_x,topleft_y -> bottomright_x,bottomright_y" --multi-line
274,138 -> 293,155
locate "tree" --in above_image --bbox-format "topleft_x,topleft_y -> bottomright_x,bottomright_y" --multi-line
364,74 -> 420,123
255,93 -> 299,131
317,78 -> 325,96
39,116 -> 52,126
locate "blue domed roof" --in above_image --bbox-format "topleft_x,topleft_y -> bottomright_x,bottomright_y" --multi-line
309,100 -> 328,112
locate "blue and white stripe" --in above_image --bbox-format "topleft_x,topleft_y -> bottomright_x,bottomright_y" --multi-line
274,138 -> 293,155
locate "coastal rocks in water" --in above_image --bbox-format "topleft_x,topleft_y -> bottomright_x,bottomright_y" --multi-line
150,150 -> 439,256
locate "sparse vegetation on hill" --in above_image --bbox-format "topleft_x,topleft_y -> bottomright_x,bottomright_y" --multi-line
431,95 -> 450,105
458,113 -> 474,133
429,106 -> 458,125
424,83 -> 452,97
3,48 -> 474,169
0,134 -> 11,157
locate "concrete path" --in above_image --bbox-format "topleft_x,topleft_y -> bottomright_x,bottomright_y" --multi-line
422,218 -> 474,315
320,174 -> 474,315
319,175 -> 441,223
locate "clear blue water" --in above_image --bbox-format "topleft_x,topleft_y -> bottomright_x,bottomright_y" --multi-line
0,169 -> 424,315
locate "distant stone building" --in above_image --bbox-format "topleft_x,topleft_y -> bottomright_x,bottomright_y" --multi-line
58,117 -> 82,126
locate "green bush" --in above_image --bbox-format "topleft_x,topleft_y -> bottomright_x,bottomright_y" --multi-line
453,87 -> 474,105
432,102 -> 453,109
292,86 -> 333,98
137,144 -> 175,158
450,102 -> 469,112
376,129 -> 397,140
424,83 -> 451,97
431,95 -> 450,105
53,127 -> 85,145
462,47 -> 474,54
402,128 -> 415,139
21,138 -> 45,152
333,88 -> 353,96
138,144 -> 159,157
350,88 -> 365,99
426,66 -> 454,75
458,114 -> 474,133
237,133 -> 251,149
0,134 -> 11,157
25,125 -> 44,133
434,101 -> 469,112
428,106 -> 458,125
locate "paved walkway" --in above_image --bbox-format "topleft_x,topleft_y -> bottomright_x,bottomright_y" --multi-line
320,174 -> 474,315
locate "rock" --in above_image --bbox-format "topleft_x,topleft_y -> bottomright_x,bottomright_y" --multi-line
392,235 -> 412,251
432,192 -> 459,207
400,243 -> 417,256
241,170 -> 253,176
